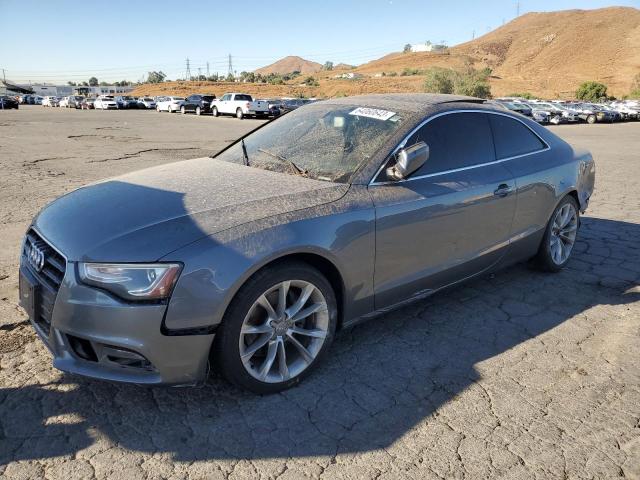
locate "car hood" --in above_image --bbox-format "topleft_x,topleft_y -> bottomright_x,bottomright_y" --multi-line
34,157 -> 348,262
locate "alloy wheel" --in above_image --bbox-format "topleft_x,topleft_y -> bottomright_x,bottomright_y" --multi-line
549,203 -> 578,265
239,280 -> 329,383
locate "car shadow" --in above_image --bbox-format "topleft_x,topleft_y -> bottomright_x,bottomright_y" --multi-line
1,216 -> 638,463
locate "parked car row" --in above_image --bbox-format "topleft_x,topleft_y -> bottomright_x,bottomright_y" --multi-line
154,93 -> 318,119
491,98 -> 640,125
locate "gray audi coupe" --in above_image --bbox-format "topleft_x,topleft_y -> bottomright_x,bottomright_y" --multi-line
19,94 -> 595,393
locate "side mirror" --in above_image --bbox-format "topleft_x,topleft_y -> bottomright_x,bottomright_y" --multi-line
386,141 -> 429,180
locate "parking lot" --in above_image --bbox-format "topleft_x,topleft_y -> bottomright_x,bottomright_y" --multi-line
1,106 -> 639,479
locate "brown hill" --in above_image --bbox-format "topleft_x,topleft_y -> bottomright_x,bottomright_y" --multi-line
132,7 -> 640,99
355,6 -> 640,97
255,56 -> 323,75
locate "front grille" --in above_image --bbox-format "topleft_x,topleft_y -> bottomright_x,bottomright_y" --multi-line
23,229 -> 66,335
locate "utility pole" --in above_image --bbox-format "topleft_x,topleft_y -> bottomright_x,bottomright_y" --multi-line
185,58 -> 191,81
472,30 -> 475,40
2,69 -> 5,82
516,1 -> 520,17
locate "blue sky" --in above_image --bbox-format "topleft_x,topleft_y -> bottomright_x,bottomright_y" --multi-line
1,0 -> 638,84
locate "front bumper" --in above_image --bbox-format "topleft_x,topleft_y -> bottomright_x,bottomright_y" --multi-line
19,254 -> 214,386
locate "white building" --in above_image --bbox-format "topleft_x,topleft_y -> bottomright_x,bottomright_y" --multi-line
16,83 -> 133,97
410,42 -> 446,53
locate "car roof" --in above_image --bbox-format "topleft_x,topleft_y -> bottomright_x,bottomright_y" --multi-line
321,93 -> 483,114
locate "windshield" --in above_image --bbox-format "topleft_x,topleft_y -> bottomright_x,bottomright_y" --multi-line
215,103 -> 405,183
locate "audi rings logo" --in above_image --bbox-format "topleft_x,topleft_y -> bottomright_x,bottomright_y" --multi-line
27,243 -> 45,272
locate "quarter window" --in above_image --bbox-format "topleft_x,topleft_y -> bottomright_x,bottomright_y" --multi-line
405,112 -> 496,177
489,114 -> 546,159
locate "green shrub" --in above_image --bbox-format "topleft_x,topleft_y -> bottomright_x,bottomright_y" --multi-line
423,68 -> 454,94
422,66 -> 491,98
576,81 -> 608,101
507,92 -> 537,99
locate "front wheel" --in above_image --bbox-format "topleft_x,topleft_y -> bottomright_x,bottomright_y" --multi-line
236,108 -> 244,119
586,114 -> 596,124
196,106 -> 201,116
214,262 -> 337,394
533,196 -> 580,272
181,106 -> 186,115
212,106 -> 219,117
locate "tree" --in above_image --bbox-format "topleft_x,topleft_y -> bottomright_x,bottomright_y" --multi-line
146,71 -> 166,84
323,61 -> 334,71
403,43 -> 412,53
67,81 -> 77,86
576,81 -> 608,102
88,77 -> 99,86
423,68 -> 454,94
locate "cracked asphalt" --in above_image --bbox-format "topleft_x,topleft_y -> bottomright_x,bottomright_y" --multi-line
1,107 -> 639,479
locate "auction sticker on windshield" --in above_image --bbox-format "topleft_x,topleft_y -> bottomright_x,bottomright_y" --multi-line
349,107 -> 396,121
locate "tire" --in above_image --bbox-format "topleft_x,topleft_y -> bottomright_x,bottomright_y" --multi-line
181,106 -> 186,115
236,108 -> 244,120
586,115 -> 596,124
212,107 -> 219,117
196,106 -> 201,116
533,195 -> 580,272
214,261 -> 338,394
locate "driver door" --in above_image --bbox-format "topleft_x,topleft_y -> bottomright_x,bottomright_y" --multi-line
368,111 -> 517,309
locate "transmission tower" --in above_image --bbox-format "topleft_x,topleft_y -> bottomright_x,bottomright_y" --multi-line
227,54 -> 233,77
185,58 -> 191,81
206,62 -> 210,77
198,67 -> 202,79
516,1 -> 520,17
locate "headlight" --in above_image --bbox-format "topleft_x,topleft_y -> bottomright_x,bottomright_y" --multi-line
79,263 -> 182,301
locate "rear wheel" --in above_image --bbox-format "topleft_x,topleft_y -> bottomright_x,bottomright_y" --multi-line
212,106 -> 219,117
586,114 -> 596,124
534,196 -> 580,272
214,262 -> 337,394
181,106 -> 186,115
236,108 -> 244,119
196,106 -> 201,116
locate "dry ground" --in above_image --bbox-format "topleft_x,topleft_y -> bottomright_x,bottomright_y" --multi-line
0,106 -> 639,479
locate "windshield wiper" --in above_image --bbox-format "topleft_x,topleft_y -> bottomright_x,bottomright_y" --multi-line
241,138 -> 250,166
258,148 -> 307,176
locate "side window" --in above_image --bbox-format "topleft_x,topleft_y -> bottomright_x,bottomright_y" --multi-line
489,114 -> 546,159
406,112 -> 496,177
222,94 -> 230,101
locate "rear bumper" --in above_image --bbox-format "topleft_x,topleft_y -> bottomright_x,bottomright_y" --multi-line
21,259 -> 214,386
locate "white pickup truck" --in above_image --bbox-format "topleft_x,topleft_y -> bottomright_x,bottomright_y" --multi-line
211,93 -> 269,119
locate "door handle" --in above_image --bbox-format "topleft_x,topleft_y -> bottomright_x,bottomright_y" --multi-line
493,184 -> 513,197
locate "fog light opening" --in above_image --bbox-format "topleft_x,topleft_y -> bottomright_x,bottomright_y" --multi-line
67,335 -> 98,362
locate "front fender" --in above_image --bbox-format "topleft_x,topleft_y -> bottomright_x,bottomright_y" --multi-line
161,187 -> 375,332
